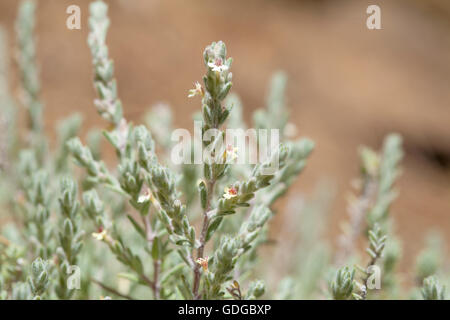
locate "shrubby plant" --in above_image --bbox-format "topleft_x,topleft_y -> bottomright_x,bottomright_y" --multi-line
0,0 -> 447,300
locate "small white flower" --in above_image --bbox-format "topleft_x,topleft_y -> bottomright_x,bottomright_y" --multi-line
92,228 -> 108,241
223,186 -> 238,200
137,188 -> 152,203
223,144 -> 238,162
188,81 -> 204,98
208,58 -> 228,73
196,257 -> 209,271
137,194 -> 149,203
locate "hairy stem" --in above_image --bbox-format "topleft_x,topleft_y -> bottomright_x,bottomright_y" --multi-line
336,177 -> 376,264
360,252 -> 381,300
143,214 -> 161,299
193,178 -> 216,299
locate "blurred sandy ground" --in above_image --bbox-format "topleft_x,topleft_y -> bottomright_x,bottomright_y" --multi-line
1,0 -> 449,272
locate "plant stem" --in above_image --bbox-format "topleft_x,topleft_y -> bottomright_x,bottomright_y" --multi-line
91,278 -> 135,300
143,213 -> 161,300
139,272 -> 155,289
153,259 -> 161,300
336,177 -> 376,264
192,178 -> 216,299
360,253 -> 380,300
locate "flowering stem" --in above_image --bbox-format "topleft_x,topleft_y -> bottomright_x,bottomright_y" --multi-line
193,178 -> 216,299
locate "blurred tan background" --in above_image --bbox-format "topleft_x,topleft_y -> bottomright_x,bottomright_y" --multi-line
1,0 -> 449,270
